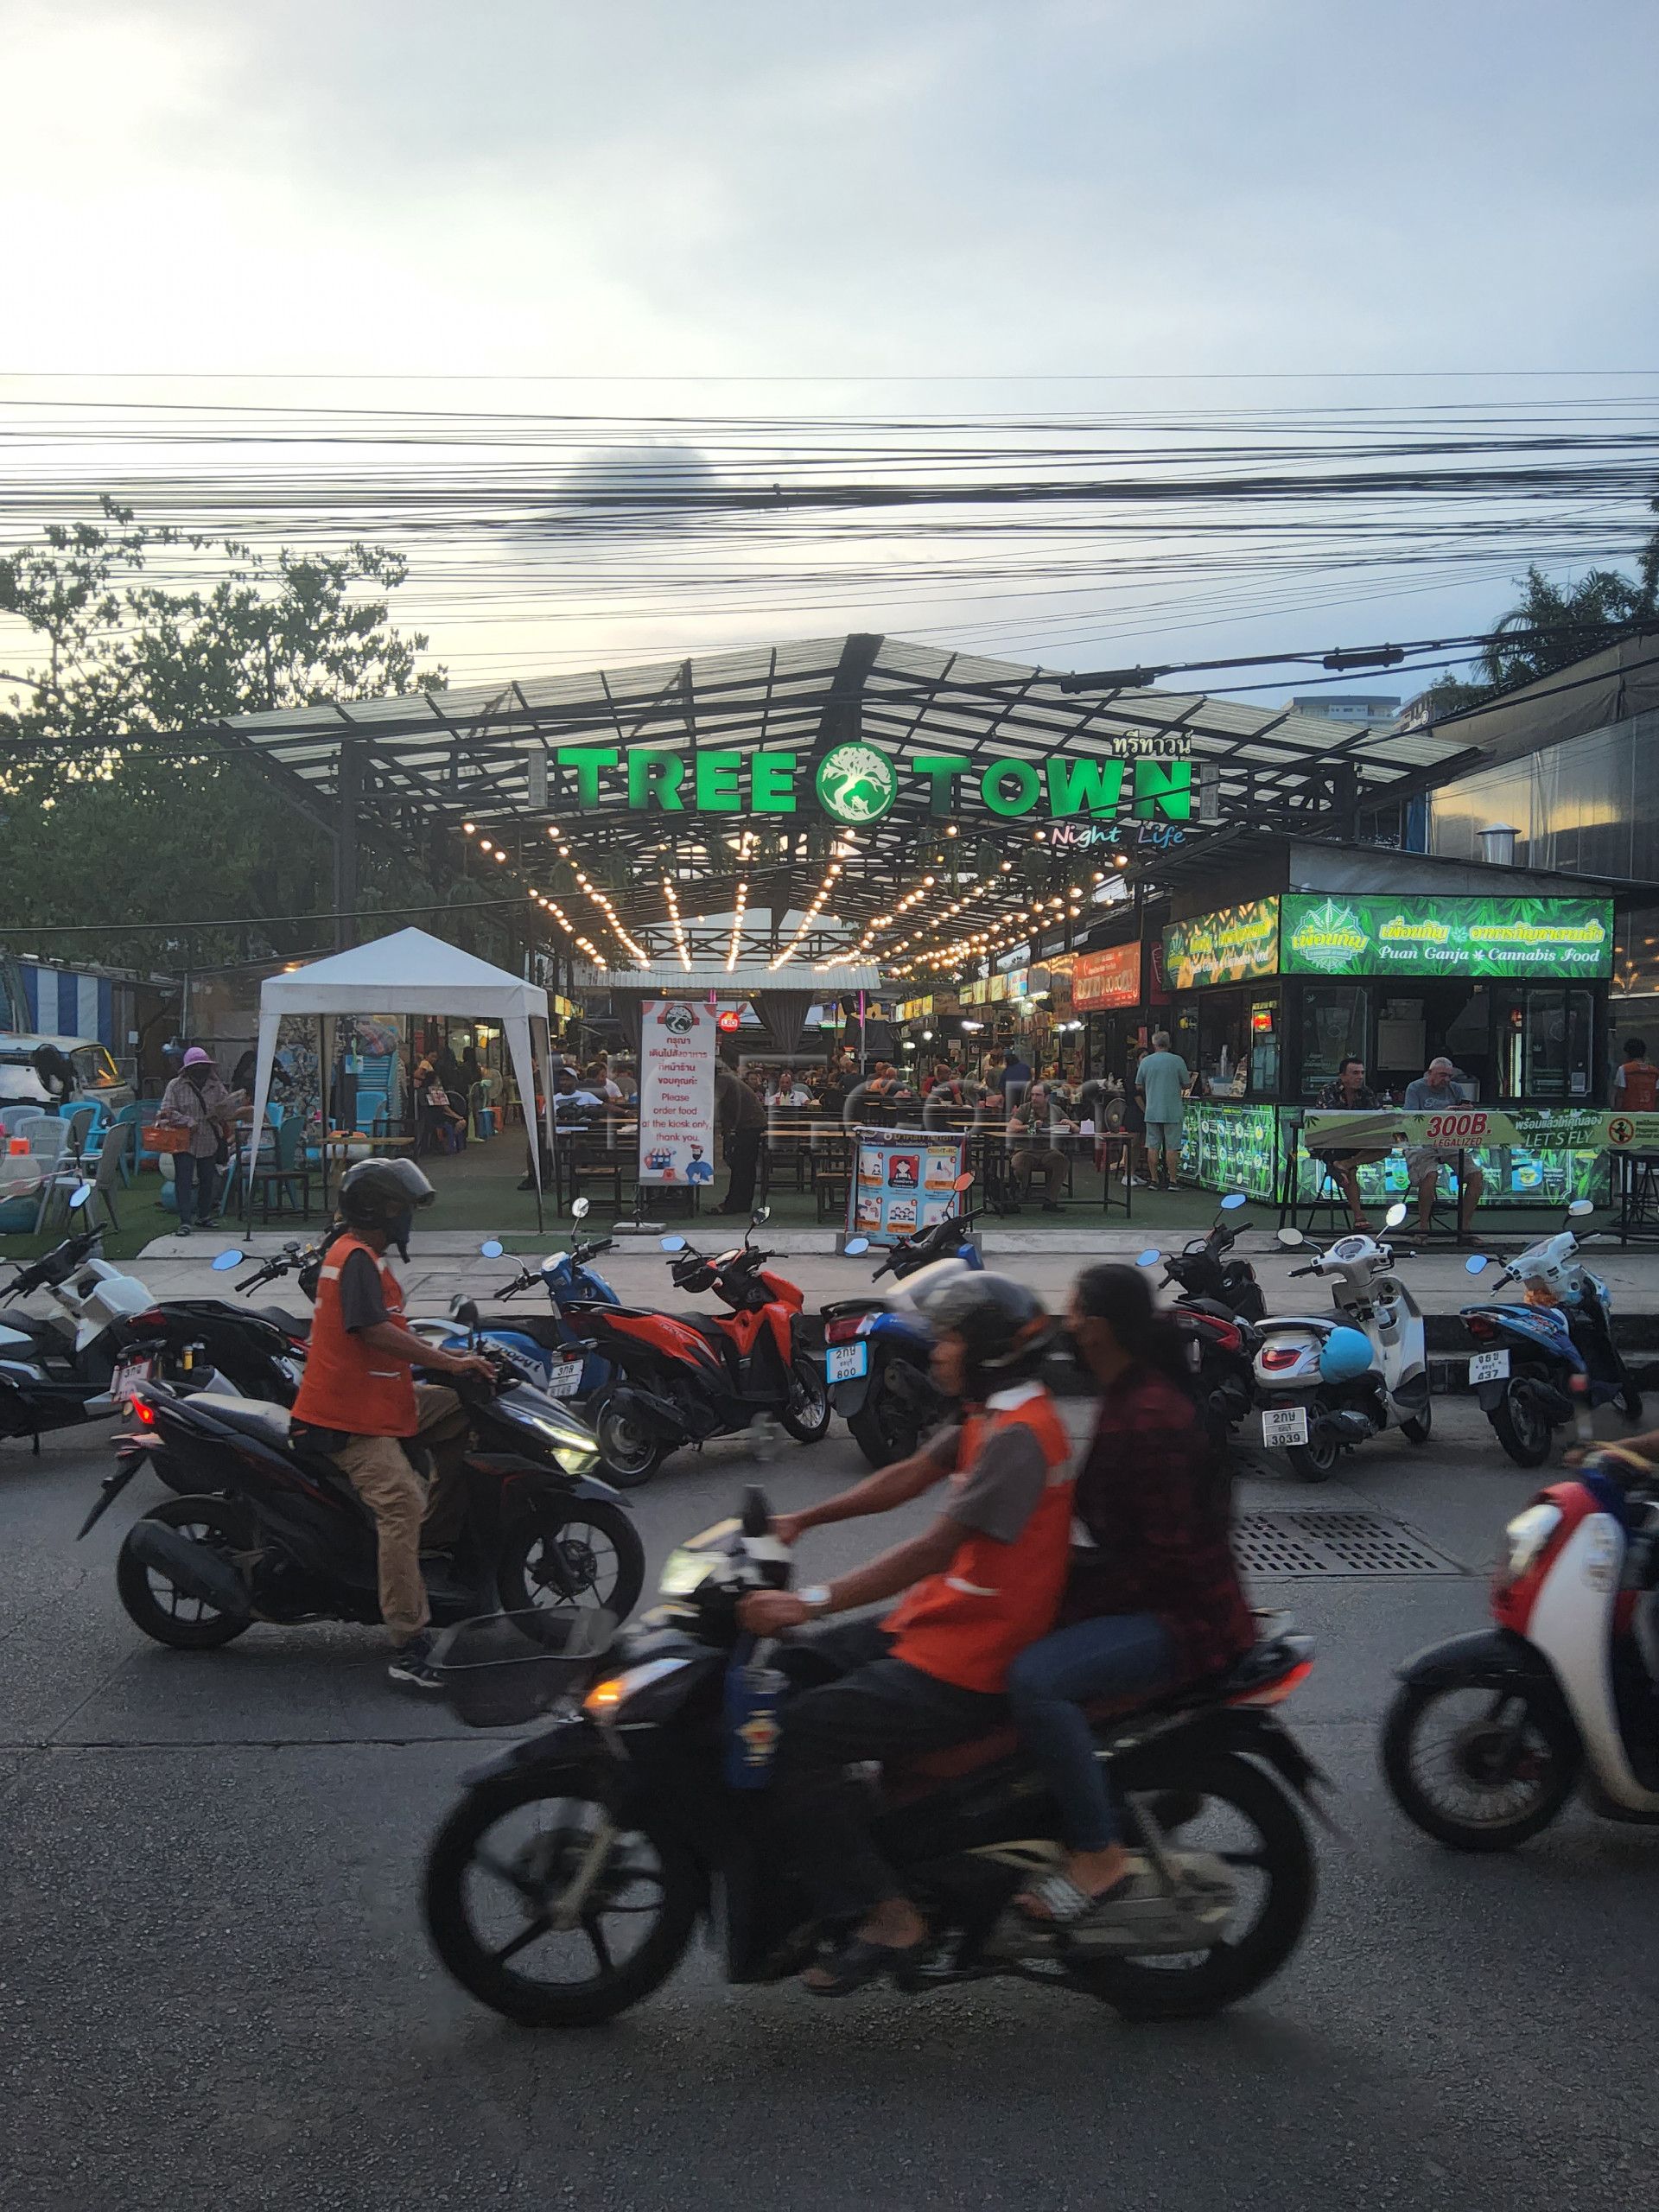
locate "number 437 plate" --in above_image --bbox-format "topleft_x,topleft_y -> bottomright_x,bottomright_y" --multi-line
1469,1349 -> 1510,1384
1261,1404 -> 1310,1448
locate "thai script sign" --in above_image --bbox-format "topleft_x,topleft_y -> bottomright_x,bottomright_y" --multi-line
637,1000 -> 716,1185
1163,899 -> 1281,989
848,1126 -> 969,1245
1281,894 -> 1614,979
1071,943 -> 1141,1011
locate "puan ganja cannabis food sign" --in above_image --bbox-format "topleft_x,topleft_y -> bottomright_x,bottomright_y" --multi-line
1281,895 -> 1614,979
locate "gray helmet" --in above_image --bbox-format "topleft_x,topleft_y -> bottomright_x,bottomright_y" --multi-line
914,1272 -> 1053,1400
338,1158 -> 435,1255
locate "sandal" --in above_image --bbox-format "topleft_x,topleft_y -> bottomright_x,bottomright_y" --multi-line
1016,1864 -> 1141,1927
802,1934 -> 925,1998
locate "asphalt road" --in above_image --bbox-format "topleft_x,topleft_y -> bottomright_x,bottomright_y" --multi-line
4,1402 -> 1658,2212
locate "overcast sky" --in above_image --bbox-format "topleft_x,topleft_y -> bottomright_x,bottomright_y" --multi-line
3,0 -> 1656,695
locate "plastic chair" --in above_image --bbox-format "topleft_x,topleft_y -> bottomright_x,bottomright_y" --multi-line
247,1112 -> 314,1222
58,1102 -> 102,1158
26,1120 -> 69,1164
1,1104 -> 46,1141
104,1102 -> 141,1185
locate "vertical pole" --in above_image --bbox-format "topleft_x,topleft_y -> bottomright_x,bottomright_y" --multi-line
334,739 -> 361,952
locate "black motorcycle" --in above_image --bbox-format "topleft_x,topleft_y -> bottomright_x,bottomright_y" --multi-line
422,1490 -> 1324,2030
1135,1192 -> 1267,1437
79,1358 -> 645,1647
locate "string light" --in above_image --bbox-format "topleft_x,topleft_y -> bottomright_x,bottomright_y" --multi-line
726,879 -> 748,973
663,876 -> 691,971
771,838 -> 853,972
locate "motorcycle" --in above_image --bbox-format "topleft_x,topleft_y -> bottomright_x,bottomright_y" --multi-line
1382,1437 -> 1659,1847
1142,1192 -> 1267,1322
0,1192 -> 300,1448
79,1354 -> 645,1645
409,1198 -> 623,1402
1135,1191 -> 1266,1439
823,1172 -> 982,1468
569,1209 -> 830,1486
1255,1204 -> 1432,1481
1460,1199 -> 1642,1468
420,1484 -> 1325,2029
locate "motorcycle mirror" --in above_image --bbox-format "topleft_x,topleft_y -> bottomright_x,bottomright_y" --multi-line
453,1298 -> 480,1333
843,1236 -> 872,1255
67,1183 -> 92,1211
1219,1192 -> 1248,1211
1567,1198 -> 1594,1218
741,1480 -> 773,1533
1383,1202 -> 1409,1230
660,1235 -> 687,1253
1135,1248 -> 1162,1268
1465,1254 -> 1492,1275
571,1197 -> 591,1221
953,1170 -> 976,1192
1276,1227 -> 1306,1249
479,1238 -> 505,1260
751,1206 -> 771,1226
283,1240 -> 301,1255
210,1249 -> 245,1271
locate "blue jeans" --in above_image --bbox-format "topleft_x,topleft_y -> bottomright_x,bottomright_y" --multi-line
1007,1614 -> 1174,1851
175,1151 -> 219,1224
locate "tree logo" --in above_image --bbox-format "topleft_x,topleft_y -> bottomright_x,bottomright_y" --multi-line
661,1004 -> 696,1035
816,743 -> 897,825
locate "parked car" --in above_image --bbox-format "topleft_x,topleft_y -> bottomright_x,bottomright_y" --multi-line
0,1034 -> 135,1114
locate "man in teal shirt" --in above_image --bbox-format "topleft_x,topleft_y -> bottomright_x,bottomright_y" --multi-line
1135,1030 -> 1191,1191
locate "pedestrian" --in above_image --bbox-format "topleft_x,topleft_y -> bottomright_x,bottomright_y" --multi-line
1402,1056 -> 1483,1235
715,1059 -> 766,1215
1135,1031 -> 1190,1192
156,1046 -> 238,1235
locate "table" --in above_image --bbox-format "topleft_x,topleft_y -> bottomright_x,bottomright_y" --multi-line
1615,1152 -> 1659,1244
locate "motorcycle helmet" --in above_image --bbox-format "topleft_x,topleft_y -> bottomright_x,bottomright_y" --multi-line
337,1157 -> 436,1259
914,1273 -> 1054,1402
1319,1326 -> 1374,1384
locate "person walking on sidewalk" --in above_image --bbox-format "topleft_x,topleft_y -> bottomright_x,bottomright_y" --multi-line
715,1059 -> 766,1216
1135,1031 -> 1190,1192
156,1046 -> 239,1234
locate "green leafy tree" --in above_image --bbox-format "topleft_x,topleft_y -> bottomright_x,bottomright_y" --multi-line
0,499 -> 449,968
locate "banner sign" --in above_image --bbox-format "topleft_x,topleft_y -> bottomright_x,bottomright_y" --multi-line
637,1000 -> 716,1185
1163,899 -> 1281,989
1303,1107 -> 1523,1150
848,1125 -> 969,1245
1282,894 -> 1614,979
1071,942 -> 1142,1011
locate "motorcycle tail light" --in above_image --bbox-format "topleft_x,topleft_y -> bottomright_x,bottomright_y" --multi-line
1260,1345 -> 1303,1371
1204,1319 -> 1243,1354
1465,1313 -> 1498,1340
135,1308 -> 168,1332
1230,1658 -> 1314,1707
824,1317 -> 865,1344
131,1395 -> 158,1428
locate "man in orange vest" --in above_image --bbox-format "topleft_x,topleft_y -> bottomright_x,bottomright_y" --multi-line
1614,1037 -> 1659,1116
739,1274 -> 1073,1995
290,1159 -> 494,1690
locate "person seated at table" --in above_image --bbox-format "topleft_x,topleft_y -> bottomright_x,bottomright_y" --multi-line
609,1060 -> 639,1107
1007,1081 -> 1078,1212
922,1059 -> 962,1102
412,1055 -> 467,1158
1310,1055 -> 1388,1230
1402,1056 -> 1483,1236
767,1066 -> 810,1107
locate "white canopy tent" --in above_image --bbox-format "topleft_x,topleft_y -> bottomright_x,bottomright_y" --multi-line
245,927 -> 554,1224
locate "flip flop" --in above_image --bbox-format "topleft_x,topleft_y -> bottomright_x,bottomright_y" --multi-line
802,1934 -> 925,1998
1016,1865 -> 1141,1927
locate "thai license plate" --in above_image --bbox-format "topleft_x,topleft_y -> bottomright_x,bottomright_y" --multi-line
1469,1349 -> 1511,1384
826,1342 -> 869,1383
546,1359 -> 585,1398
110,1357 -> 152,1404
1262,1404 -> 1310,1448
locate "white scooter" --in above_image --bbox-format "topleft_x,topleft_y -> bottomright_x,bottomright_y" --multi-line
1382,1438 -> 1659,1845
1255,1202 -> 1432,1481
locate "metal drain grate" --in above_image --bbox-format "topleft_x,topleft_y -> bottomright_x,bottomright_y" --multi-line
1233,1510 -> 1464,1578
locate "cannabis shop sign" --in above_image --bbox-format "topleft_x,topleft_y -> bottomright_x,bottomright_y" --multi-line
1163,899 -> 1281,989
1281,895 -> 1614,980
547,741 -> 1192,827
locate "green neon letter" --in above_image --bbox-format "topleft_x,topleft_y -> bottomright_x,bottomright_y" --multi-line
554,746 -> 618,806
1046,756 -> 1126,818
1132,760 -> 1194,820
912,753 -> 969,815
750,750 -> 798,813
695,749 -> 742,811
980,758 -> 1042,817
627,749 -> 684,811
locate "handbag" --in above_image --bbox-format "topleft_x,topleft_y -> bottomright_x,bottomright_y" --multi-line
143,1124 -> 191,1154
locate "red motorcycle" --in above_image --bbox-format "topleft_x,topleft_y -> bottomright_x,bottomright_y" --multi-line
562,1208 -> 830,1484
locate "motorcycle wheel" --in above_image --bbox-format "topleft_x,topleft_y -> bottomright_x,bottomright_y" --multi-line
115,1495 -> 254,1649
593,1397 -> 667,1489
424,1767 -> 699,2027
1399,1395 -> 1433,1446
1382,1675 -> 1580,1850
849,1370 -> 925,1470
1074,1750 -> 1315,2022
1491,1381 -> 1551,1468
1284,1436 -> 1339,1482
779,1355 -> 830,1443
495,1500 -> 645,1624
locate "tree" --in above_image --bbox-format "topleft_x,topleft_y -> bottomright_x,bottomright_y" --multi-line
0,499 -> 452,969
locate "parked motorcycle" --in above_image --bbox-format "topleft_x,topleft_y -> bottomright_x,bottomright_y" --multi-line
1144,1192 -> 1268,1322
79,1357 -> 645,1644
410,1199 -> 622,1402
1460,1199 -> 1642,1467
823,1172 -> 981,1467
570,1209 -> 830,1486
1382,1438 -> 1659,1847
1255,1204 -> 1431,1481
0,1192 -> 300,1449
1135,1191 -> 1265,1439
420,1485 -> 1325,2029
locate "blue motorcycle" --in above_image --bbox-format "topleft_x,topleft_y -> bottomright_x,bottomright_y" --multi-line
1462,1198 -> 1642,1467
419,1200 -> 623,1406
823,1173 -> 983,1467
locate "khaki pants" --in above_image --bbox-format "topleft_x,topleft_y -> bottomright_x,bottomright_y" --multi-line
329,1383 -> 471,1646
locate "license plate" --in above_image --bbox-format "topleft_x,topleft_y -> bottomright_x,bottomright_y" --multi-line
1469,1349 -> 1511,1384
546,1359 -> 584,1398
826,1342 -> 868,1383
1262,1404 -> 1310,1448
110,1357 -> 152,1403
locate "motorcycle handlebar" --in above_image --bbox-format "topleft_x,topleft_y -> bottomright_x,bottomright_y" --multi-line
1287,1262 -> 1322,1278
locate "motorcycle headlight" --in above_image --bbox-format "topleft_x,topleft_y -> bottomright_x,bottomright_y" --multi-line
552,1440 -> 601,1476
1501,1502 -> 1562,1583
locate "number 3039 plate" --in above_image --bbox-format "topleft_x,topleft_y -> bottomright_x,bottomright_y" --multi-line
1262,1404 -> 1310,1448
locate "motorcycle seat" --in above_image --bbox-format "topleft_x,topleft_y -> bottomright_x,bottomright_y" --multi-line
192,1394 -> 295,1447
0,1310 -> 65,1348
249,1305 -> 310,1336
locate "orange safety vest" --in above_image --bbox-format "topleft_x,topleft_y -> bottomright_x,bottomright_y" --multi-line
1621,1061 -> 1659,1113
884,1383 -> 1075,1693
291,1233 -> 418,1439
